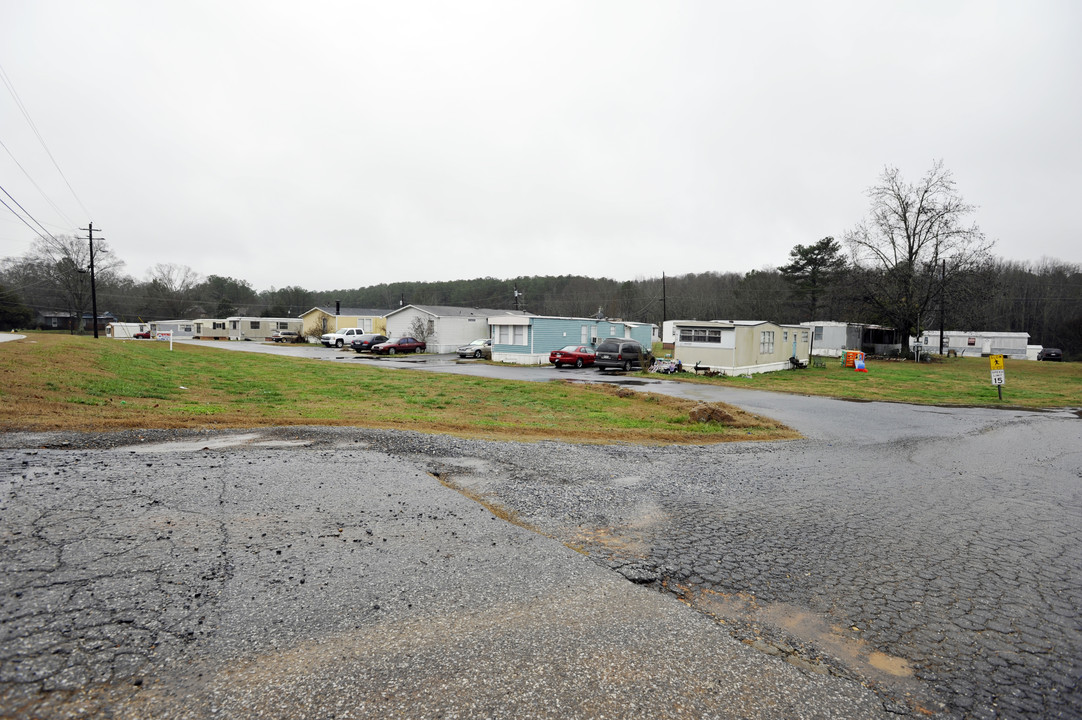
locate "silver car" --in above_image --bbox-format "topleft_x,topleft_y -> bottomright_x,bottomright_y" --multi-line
457,338 -> 492,359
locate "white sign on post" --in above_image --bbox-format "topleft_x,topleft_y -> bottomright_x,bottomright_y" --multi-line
156,331 -> 173,350
990,369 -> 1005,385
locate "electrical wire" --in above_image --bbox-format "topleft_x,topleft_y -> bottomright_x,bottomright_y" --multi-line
0,183 -> 59,241
0,194 -> 48,240
0,61 -> 88,222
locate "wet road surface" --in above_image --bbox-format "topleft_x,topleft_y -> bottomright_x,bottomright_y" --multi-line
3,340 -> 1080,717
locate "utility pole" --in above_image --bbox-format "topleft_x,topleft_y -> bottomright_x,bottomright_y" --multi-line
662,272 -> 667,326
938,260 -> 946,355
78,222 -> 101,338
513,284 -> 521,312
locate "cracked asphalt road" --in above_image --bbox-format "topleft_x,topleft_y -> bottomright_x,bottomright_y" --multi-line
1,428 -> 895,720
424,387 -> 1082,719
1,355 -> 1080,717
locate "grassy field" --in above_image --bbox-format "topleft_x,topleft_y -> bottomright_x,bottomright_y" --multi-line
667,352 -> 1082,407
0,333 -> 795,444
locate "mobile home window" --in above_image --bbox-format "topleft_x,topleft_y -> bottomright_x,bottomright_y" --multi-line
250,321 -> 260,329
760,331 -> 774,354
814,326 -> 823,341
679,328 -> 722,343
494,324 -> 526,346
231,320 -> 238,329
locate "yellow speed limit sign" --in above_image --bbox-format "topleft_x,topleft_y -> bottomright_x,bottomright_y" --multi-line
989,355 -> 1005,398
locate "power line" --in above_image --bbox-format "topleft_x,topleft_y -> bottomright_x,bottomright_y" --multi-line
0,194 -> 48,240
0,183 -> 58,241
0,136 -> 74,229
0,61 -> 89,220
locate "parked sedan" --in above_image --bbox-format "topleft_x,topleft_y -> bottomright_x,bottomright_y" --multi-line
350,333 -> 388,353
271,330 -> 299,342
371,337 -> 426,355
1038,347 -> 1063,361
549,345 -> 596,368
457,338 -> 492,359
133,331 -> 150,339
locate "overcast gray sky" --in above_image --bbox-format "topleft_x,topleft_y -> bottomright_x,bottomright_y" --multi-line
3,1 -> 1080,292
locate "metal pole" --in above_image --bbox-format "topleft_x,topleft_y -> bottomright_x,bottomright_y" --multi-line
939,259 -> 945,355
80,222 -> 101,338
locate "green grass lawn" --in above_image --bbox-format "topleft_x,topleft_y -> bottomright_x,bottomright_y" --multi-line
666,353 -> 1082,407
0,332 -> 795,444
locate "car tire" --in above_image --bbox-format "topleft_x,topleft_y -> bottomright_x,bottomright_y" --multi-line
623,360 -> 632,372
388,348 -> 396,355
575,359 -> 583,368
335,339 -> 343,348
474,350 -> 482,358
553,362 -> 561,368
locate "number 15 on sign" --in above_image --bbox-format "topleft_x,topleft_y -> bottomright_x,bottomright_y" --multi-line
989,355 -> 1005,400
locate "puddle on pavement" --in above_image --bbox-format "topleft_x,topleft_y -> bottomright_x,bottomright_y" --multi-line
686,589 -> 926,706
760,602 -> 914,679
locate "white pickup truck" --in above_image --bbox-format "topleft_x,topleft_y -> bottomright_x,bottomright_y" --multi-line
320,327 -> 367,348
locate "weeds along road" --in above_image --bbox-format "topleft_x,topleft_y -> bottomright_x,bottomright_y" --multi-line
3,339 -> 1080,718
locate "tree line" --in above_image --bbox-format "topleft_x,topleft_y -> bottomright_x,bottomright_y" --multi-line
2,163 -> 1079,357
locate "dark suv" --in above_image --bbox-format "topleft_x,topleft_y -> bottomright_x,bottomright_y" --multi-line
594,338 -> 650,372
1037,347 -> 1063,361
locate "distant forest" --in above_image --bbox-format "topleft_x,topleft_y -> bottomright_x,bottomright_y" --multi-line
6,163 -> 1078,356
2,245 -> 1080,358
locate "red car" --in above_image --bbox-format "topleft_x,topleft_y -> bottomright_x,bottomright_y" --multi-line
371,337 -> 426,355
549,345 -> 596,368
133,331 -> 151,339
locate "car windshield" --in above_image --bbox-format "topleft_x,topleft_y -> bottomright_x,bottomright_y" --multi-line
558,345 -> 580,352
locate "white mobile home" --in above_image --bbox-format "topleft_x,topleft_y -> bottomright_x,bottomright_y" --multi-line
802,321 -> 902,357
914,330 -> 1030,359
106,322 -> 148,339
384,305 -> 530,354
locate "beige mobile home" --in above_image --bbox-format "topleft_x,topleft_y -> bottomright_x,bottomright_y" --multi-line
673,320 -> 810,375
227,316 -> 303,341
193,318 -> 229,340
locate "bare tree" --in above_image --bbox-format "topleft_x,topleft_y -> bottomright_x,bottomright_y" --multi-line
146,263 -> 202,318
407,316 -> 435,346
19,235 -> 124,332
845,161 -> 993,352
